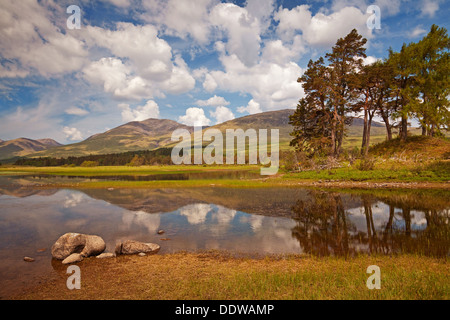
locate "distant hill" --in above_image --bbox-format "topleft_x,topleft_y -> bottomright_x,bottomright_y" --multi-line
27,110 -> 387,159
36,138 -> 62,148
210,109 -> 294,143
32,119 -> 194,158
0,138 -> 62,160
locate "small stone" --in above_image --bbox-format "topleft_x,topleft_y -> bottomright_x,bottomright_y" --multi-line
36,248 -> 46,253
160,238 -> 171,241
62,253 -> 84,264
138,253 -> 146,257
157,230 -> 165,235
96,253 -> 115,259
24,257 -> 35,262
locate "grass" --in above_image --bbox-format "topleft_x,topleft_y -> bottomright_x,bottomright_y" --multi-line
283,163 -> 450,182
15,252 -> 449,300
0,164 -> 449,190
0,164 -> 261,176
370,136 -> 450,160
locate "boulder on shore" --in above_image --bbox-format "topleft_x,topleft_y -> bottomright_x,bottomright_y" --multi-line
115,240 -> 160,256
51,233 -> 106,260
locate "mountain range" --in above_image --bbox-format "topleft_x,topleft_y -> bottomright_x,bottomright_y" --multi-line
0,109 -> 386,160
0,138 -> 62,160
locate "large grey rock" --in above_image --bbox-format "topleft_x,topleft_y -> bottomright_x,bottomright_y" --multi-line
51,233 -> 106,260
115,240 -> 160,255
81,235 -> 106,258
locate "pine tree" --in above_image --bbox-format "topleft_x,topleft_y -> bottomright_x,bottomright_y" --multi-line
411,25 -> 450,137
387,43 -> 418,142
353,60 -> 393,155
325,29 -> 367,156
291,29 -> 368,158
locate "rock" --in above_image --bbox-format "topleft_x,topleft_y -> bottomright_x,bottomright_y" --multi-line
115,240 -> 160,256
51,233 -> 84,260
80,235 -> 106,258
157,230 -> 165,235
36,248 -> 46,253
96,253 -> 115,259
24,257 -> 35,262
138,253 -> 146,257
51,233 -> 106,260
62,253 -> 84,264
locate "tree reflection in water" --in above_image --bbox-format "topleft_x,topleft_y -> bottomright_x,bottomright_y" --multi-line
290,190 -> 449,257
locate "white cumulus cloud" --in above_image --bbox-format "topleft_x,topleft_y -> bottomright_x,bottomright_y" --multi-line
119,100 -> 160,122
210,106 -> 235,124
63,127 -> 83,141
196,95 -> 230,107
178,107 -> 211,126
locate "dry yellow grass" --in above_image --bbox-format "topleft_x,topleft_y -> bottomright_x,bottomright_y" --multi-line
14,252 -> 449,300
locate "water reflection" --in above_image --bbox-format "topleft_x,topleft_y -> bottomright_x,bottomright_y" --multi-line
0,177 -> 448,298
21,170 -> 261,181
291,191 -> 449,257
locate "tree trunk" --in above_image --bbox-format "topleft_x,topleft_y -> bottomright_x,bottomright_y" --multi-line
430,124 -> 435,137
331,108 -> 338,157
361,98 -> 369,156
400,115 -> 408,142
364,112 -> 374,156
336,128 -> 343,157
379,109 -> 392,141
330,123 -> 336,157
422,125 -> 427,136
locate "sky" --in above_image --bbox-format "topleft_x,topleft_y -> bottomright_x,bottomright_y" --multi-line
0,0 -> 448,144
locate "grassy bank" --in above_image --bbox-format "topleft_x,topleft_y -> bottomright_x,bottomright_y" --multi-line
0,164 -> 449,190
0,164 -> 261,176
15,252 -> 449,300
283,162 -> 450,182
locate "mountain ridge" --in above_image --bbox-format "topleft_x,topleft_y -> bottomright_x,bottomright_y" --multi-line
5,109 -> 387,160
0,138 -> 62,160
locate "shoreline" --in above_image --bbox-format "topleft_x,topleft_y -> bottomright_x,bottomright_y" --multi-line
4,179 -> 449,190
0,165 -> 449,190
10,251 -> 449,300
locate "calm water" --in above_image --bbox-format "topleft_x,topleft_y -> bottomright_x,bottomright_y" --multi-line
0,175 -> 448,298
20,169 -> 262,181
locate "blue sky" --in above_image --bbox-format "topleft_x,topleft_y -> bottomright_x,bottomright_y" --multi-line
0,0 -> 448,144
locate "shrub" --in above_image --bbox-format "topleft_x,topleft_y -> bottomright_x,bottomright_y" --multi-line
280,150 -> 300,172
80,160 -> 99,167
126,155 -> 145,167
356,157 -> 376,171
